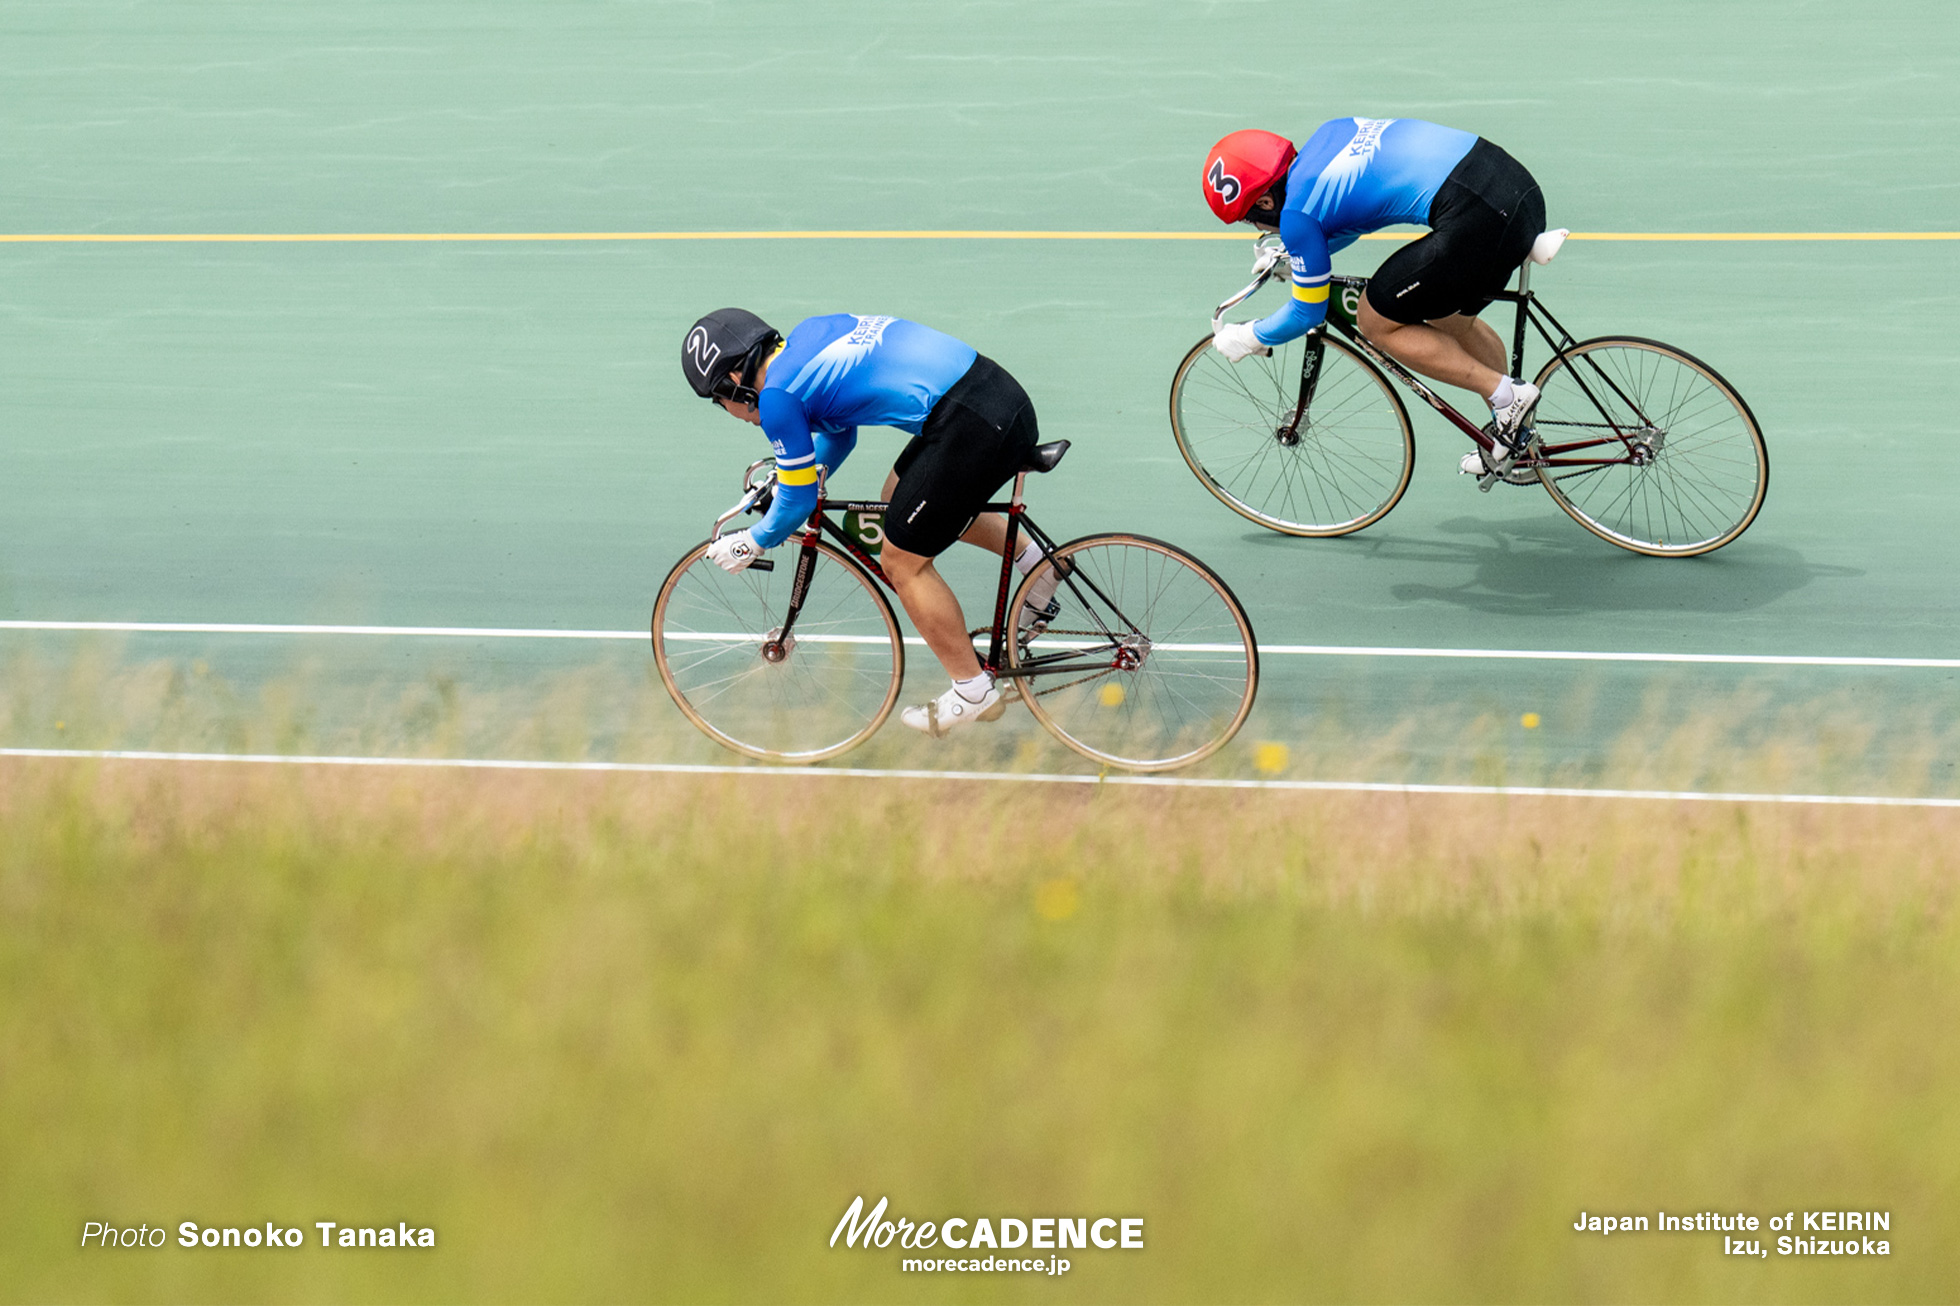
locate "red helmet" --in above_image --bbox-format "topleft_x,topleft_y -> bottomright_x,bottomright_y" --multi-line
1202,130 -> 1298,224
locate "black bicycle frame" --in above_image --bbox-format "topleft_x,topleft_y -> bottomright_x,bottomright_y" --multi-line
753,495 -> 1145,684
1318,274 -> 1659,469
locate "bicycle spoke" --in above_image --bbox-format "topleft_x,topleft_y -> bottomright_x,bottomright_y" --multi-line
1533,338 -> 1767,556
652,540 -> 904,762
1171,332 -> 1414,535
1009,535 -> 1257,770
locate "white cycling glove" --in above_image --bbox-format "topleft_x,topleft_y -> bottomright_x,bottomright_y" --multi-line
1212,320 -> 1270,363
707,528 -> 761,573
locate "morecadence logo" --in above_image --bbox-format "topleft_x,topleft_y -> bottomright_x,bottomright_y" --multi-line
830,1196 -> 1141,1275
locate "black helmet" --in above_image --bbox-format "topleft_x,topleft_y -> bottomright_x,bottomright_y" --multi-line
682,308 -> 782,405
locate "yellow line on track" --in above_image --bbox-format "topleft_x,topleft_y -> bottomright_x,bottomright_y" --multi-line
3,230 -> 1222,243
3,230 -> 1959,244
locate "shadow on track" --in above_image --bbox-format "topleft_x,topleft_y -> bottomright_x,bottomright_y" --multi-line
1241,514 -> 1857,618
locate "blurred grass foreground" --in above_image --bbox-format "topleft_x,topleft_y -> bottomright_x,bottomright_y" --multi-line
4,749 -> 1958,1304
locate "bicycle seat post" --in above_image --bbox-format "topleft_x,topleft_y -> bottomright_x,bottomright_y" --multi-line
1011,469 -> 1027,509
1517,229 -> 1567,298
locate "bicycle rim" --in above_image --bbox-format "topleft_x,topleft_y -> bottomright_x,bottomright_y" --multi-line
1007,534 -> 1259,771
651,538 -> 904,763
1532,337 -> 1768,557
1169,331 -> 1414,536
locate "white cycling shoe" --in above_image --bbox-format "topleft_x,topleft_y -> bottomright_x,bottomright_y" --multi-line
1490,381 -> 1541,456
900,682 -> 1006,738
1460,441 -> 1539,488
1017,561 -> 1065,634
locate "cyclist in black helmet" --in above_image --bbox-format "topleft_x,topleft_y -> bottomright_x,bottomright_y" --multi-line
680,308 -> 1061,737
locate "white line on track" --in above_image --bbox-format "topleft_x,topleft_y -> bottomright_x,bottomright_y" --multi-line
4,747 -> 1957,809
4,620 -> 1956,669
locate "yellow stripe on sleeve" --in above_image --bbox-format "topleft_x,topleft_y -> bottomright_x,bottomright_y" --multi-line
1292,283 -> 1330,304
776,465 -> 820,487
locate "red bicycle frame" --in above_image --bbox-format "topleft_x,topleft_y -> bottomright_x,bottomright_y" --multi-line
1318,273 -> 1660,470
743,466 -> 1132,683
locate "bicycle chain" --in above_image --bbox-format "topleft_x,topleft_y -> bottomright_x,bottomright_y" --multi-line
962,626 -> 1122,701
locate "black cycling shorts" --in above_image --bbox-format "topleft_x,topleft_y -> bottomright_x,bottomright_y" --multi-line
1365,138 -> 1547,326
883,354 -> 1041,557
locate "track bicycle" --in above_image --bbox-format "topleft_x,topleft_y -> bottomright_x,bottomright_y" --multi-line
650,440 -> 1260,770
1168,231 -> 1769,557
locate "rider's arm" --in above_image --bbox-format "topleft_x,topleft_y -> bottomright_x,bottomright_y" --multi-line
750,390 -> 821,548
1251,212 -> 1333,345
812,426 -> 858,477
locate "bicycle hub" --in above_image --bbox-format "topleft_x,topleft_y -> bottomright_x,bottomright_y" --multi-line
1275,405 -> 1304,447
760,627 -> 796,663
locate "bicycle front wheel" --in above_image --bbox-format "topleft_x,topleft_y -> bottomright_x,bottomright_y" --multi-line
1007,534 -> 1258,772
1169,330 -> 1414,536
1532,337 -> 1768,557
652,538 -> 904,763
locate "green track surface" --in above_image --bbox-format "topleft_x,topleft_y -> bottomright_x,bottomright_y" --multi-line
6,5 -> 1960,792
4,2 -> 1958,659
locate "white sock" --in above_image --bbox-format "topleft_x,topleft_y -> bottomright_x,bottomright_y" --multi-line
1489,376 -> 1516,411
953,671 -> 994,703
1013,539 -> 1043,575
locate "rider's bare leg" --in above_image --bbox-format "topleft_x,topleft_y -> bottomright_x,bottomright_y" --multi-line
1431,312 -> 1509,376
874,465 -> 1041,683
1358,294 -> 1505,400
876,467 -> 1007,682
880,544 -> 982,681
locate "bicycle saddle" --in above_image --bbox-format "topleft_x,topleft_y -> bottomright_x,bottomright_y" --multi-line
1528,228 -> 1570,266
1022,440 -> 1070,473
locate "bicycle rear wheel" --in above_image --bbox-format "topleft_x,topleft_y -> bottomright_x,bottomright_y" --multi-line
1169,330 -> 1414,536
1006,534 -> 1258,772
652,538 -> 904,763
1531,336 -> 1768,557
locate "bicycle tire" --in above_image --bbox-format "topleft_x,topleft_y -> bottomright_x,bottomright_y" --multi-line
1531,336 -> 1768,557
1169,330 -> 1414,536
1006,533 -> 1258,772
652,536 -> 904,763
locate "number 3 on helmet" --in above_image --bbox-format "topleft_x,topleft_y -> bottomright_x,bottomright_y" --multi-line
1203,130 -> 1298,224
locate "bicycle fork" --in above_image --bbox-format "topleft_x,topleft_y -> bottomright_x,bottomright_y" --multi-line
754,466 -> 841,663
753,543 -> 817,663
1277,336 -> 1326,445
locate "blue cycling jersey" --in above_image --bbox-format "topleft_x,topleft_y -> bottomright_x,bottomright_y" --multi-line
748,314 -> 978,547
1252,118 -> 1478,346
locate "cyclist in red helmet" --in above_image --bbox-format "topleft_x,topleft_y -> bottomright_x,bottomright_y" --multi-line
1203,120 -> 1548,468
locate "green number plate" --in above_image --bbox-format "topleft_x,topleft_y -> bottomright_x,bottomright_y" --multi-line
1326,279 -> 1365,331
841,509 -> 886,555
